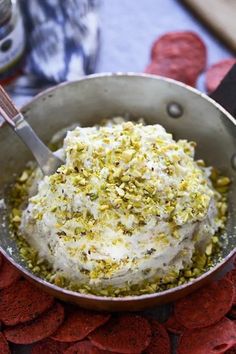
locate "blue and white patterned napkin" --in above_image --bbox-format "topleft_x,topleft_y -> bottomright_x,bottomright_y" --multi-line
7,0 -> 100,106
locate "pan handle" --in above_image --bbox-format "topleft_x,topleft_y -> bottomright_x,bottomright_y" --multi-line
210,63 -> 236,119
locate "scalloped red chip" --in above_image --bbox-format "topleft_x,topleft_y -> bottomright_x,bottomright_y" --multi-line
31,338 -> 70,354
205,59 -> 236,92
147,31 -> 206,86
64,340 -> 113,354
177,317 -> 236,354
0,253 -> 2,269
89,314 -> 151,354
175,278 -> 234,329
0,257 -> 21,289
0,332 -> 10,354
145,318 -> 171,354
4,302 -> 64,344
164,313 -> 186,335
0,279 -> 54,325
51,308 -> 110,342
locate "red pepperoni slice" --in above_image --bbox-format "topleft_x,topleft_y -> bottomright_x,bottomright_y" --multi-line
51,308 -> 110,342
145,318 -> 171,354
0,279 -> 54,325
0,257 -> 21,289
4,302 -> 64,344
0,332 -> 10,354
89,314 -> 151,354
151,32 -> 206,69
205,59 -> 236,92
175,278 -> 234,329
177,317 -> 236,354
147,31 -> 206,86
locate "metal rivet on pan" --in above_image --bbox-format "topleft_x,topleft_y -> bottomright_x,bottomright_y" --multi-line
166,102 -> 183,118
231,153 -> 236,170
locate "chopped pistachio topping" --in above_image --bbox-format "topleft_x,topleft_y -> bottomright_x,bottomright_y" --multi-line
28,123 -> 215,227
9,119 -> 228,296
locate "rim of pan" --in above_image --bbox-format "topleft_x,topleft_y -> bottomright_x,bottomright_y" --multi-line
0,72 -> 235,302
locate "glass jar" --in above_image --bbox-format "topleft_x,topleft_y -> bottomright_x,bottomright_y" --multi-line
0,0 -> 25,85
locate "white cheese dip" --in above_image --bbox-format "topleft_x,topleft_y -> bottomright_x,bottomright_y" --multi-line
20,121 -> 222,293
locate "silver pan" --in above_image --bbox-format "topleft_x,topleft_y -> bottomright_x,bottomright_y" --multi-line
0,72 -> 235,311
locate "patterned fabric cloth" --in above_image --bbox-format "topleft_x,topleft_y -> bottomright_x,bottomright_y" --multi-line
7,0 -> 100,105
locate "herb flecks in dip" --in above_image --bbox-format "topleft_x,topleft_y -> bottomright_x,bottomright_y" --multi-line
11,120 -> 229,296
